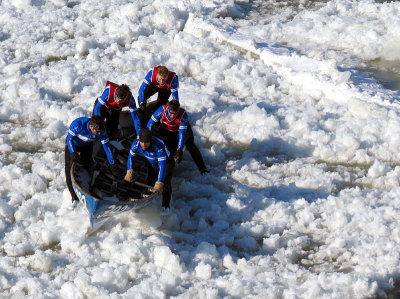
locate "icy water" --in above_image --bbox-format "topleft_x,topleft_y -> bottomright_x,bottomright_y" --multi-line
245,0 -> 400,94
361,59 -> 400,93
239,2 -> 400,298
249,1 -> 400,297
2,1 -> 400,297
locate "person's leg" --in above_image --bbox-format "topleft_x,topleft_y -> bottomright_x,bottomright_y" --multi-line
145,101 -> 160,118
161,157 -> 175,209
145,161 -> 158,186
138,84 -> 160,126
149,89 -> 172,118
146,85 -> 171,115
106,109 -> 121,137
157,89 -> 171,106
65,144 -> 79,202
143,84 -> 159,103
159,129 -> 178,153
184,123 -> 207,173
79,143 -> 94,170
167,131 -> 179,151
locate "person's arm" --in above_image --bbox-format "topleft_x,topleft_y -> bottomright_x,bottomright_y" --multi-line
147,105 -> 164,130
66,133 -> 76,153
128,96 -> 142,135
124,141 -> 139,182
66,122 -> 82,153
126,141 -> 138,170
177,111 -> 188,150
138,70 -> 152,104
170,74 -> 179,101
100,135 -> 115,165
94,88 -> 110,115
156,148 -> 167,183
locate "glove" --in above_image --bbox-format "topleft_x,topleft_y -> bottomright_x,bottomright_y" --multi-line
109,164 -> 123,178
71,152 -> 80,163
154,181 -> 164,194
124,169 -> 135,183
173,149 -> 183,164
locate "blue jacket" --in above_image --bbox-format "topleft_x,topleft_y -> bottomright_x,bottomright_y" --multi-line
138,69 -> 179,104
94,86 -> 142,135
67,117 -> 115,165
127,137 -> 169,182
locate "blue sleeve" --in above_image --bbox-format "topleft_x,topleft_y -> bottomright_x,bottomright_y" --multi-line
138,70 -> 152,104
127,141 -> 138,170
66,121 -> 81,153
178,112 -> 188,149
66,132 -> 76,153
157,149 -> 167,182
128,96 -> 142,135
170,75 -> 179,101
94,88 -> 110,115
147,105 -> 164,130
101,135 -> 115,165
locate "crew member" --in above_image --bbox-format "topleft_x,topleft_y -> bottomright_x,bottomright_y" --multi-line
124,128 -> 174,212
137,65 -> 179,126
93,81 -> 141,138
65,115 -> 121,202
148,100 -> 209,175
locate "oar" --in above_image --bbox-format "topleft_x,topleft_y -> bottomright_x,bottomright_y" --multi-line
109,133 -> 137,151
90,160 -> 108,188
102,171 -> 156,193
133,180 -> 156,192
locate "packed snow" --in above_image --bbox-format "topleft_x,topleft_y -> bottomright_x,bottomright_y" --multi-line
1,0 -> 400,298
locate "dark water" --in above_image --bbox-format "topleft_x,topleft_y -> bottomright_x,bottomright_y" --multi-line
360,59 -> 400,92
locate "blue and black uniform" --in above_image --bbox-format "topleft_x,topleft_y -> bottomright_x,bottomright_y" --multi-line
127,137 -> 174,208
147,104 -> 188,150
127,137 -> 169,183
138,67 -> 179,105
93,81 -> 141,137
65,117 -> 115,202
148,105 -> 207,174
67,117 -> 114,164
137,66 -> 179,127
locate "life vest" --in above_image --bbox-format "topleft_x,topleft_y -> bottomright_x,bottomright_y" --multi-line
160,104 -> 185,132
104,81 -> 131,110
151,66 -> 175,90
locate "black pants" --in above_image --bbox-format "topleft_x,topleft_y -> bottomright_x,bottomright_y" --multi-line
65,142 -> 93,202
152,123 -> 206,173
93,99 -> 121,134
146,157 -> 175,208
138,83 -> 171,127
